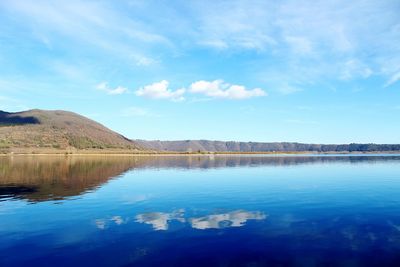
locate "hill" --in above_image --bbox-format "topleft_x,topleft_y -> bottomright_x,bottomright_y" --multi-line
0,109 -> 142,152
1,109 -> 399,154
136,140 -> 400,153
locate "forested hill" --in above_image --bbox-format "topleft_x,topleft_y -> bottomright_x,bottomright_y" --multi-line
136,140 -> 400,153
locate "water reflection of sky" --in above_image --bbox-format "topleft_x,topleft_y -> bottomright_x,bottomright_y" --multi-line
189,210 -> 267,230
94,209 -> 267,231
135,209 -> 185,231
1,155 -> 400,266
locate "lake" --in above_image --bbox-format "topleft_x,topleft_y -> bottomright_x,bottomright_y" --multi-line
1,155 -> 400,266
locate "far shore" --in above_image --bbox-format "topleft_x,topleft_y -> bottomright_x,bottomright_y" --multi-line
1,149 -> 400,156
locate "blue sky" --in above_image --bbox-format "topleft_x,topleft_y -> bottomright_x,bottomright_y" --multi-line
0,0 -> 399,143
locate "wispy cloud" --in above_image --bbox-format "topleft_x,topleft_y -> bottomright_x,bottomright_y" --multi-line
284,36 -> 313,55
384,70 -> 400,87
276,84 -> 302,95
0,0 -> 168,67
189,1 -> 277,51
0,0 -> 399,123
181,0 -> 398,91
339,59 -> 373,81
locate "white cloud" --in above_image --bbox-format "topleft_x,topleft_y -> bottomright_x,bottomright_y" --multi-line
96,82 -> 128,95
109,87 -> 128,95
135,80 -> 185,101
189,80 -> 266,99
131,54 -> 158,66
97,79 -> 266,101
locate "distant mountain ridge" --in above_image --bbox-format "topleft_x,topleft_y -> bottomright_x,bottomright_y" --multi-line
0,109 -> 141,152
136,140 -> 400,153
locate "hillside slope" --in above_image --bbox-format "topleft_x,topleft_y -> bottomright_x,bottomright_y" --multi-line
0,109 -> 142,152
136,139 -> 400,153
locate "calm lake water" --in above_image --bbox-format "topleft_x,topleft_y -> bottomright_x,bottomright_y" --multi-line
1,155 -> 400,266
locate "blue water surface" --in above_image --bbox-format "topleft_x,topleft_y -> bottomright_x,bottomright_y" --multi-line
0,155 -> 400,266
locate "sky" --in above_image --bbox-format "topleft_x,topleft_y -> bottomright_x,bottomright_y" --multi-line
0,0 -> 399,143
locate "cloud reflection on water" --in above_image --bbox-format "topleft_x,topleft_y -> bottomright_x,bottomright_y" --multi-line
189,210 -> 267,230
133,209 -> 266,231
135,209 -> 185,231
96,210 -> 266,231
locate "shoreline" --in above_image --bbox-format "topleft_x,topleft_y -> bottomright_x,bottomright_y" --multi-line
1,150 -> 400,157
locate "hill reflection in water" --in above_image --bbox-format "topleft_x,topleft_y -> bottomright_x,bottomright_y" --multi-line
0,154 -> 399,202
